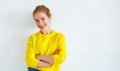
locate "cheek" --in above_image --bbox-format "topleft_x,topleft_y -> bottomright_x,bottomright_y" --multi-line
36,24 -> 39,27
36,22 -> 39,25
44,20 -> 50,25
36,23 -> 41,27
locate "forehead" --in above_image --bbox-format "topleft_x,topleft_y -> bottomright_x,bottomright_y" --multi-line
33,12 -> 48,18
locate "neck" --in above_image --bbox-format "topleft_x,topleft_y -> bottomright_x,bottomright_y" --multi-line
40,28 -> 52,35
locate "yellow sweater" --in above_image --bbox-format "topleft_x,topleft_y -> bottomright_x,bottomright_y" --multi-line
25,30 -> 67,71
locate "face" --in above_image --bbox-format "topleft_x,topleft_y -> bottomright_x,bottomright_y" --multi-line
33,12 -> 51,31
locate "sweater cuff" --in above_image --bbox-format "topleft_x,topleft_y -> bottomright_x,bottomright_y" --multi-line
53,55 -> 59,64
34,59 -> 39,67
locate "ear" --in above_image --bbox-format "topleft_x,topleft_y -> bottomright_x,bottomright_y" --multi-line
49,16 -> 52,19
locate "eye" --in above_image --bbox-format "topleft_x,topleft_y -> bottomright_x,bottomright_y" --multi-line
35,19 -> 39,22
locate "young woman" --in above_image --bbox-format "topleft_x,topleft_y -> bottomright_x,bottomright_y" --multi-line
25,5 -> 67,71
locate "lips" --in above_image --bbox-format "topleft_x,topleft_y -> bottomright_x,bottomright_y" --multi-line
38,25 -> 45,29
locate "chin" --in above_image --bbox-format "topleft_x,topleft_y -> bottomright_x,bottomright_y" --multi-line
40,29 -> 45,32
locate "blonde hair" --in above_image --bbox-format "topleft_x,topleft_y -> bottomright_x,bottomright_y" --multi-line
33,5 -> 51,18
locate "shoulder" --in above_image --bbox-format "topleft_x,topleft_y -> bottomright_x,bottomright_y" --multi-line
53,31 -> 65,38
27,31 -> 40,39
54,30 -> 64,35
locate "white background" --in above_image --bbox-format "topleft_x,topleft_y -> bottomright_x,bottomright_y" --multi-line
0,0 -> 120,71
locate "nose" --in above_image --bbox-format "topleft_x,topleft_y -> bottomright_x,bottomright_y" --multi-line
37,20 -> 43,25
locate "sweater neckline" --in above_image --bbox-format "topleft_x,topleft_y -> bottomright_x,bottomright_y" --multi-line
39,30 -> 55,36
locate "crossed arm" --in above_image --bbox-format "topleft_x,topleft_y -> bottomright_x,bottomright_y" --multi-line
25,35 -> 66,68
36,49 -> 61,68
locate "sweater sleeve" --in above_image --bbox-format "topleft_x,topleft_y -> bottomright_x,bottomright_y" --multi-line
53,34 -> 67,64
25,35 -> 39,68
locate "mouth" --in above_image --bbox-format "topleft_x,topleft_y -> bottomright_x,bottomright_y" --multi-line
38,25 -> 45,29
